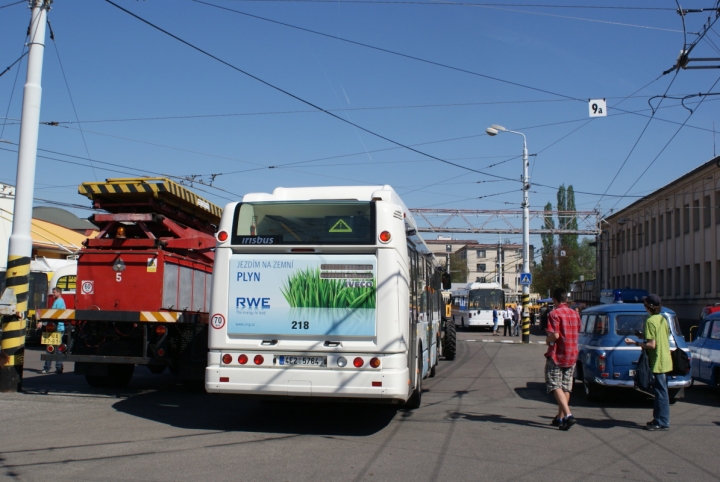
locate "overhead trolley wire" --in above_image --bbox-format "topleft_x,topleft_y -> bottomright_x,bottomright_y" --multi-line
194,1 -> 698,126
0,0 -> 24,10
606,74 -> 720,215
104,0 -> 544,187
223,0 -> 678,10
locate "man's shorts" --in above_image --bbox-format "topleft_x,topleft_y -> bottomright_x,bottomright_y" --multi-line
545,358 -> 575,393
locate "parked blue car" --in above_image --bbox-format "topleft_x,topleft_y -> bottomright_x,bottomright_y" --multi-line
688,313 -> 720,392
575,303 -> 692,401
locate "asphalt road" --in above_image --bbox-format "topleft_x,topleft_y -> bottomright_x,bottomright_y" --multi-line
1,328 -> 719,482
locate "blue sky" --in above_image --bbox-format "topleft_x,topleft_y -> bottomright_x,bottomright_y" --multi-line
1,1 -> 719,249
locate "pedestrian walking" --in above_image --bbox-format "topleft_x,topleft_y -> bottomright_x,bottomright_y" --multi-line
513,304 -> 522,336
503,306 -> 512,336
38,287 -> 66,374
624,294 -> 673,431
544,288 -> 581,431
492,305 -> 499,336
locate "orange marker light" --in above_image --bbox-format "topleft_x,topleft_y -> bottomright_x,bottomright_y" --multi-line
379,231 -> 391,243
217,231 -> 229,242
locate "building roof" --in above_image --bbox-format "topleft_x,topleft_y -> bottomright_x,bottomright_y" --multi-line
32,207 -> 96,231
31,218 -> 96,253
606,155 -> 720,220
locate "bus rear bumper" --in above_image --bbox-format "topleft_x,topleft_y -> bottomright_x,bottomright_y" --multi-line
205,366 -> 410,401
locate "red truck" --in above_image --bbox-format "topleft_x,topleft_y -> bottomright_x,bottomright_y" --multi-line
38,177 -> 221,388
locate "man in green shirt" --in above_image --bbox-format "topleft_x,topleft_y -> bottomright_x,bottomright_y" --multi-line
624,294 -> 672,431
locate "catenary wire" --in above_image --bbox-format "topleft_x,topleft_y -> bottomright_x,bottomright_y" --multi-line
47,19 -> 98,181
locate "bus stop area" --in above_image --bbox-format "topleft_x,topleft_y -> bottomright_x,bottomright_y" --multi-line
1,330 -> 719,482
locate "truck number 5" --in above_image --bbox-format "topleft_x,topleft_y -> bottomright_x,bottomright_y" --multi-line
116,273 -> 122,282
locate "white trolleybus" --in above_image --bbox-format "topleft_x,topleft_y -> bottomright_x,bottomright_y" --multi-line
206,185 -> 451,408
451,282 -> 505,330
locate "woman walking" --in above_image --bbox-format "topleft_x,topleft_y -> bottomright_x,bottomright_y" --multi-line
492,306 -> 500,336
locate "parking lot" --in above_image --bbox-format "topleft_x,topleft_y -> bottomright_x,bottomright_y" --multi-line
1,329 -> 719,482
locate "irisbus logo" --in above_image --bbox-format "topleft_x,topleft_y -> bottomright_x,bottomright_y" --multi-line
236,297 -> 271,309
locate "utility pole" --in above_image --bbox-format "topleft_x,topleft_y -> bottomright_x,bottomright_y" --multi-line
1,0 -> 52,392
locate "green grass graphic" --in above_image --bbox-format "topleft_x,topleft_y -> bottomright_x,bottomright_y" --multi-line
281,268 -> 376,309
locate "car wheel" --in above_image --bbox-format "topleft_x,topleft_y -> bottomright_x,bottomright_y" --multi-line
404,347 -> 423,410
461,317 -> 465,330
444,318 -> 457,361
583,378 -> 602,401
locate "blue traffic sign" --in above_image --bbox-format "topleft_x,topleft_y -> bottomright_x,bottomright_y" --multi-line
519,273 -> 532,285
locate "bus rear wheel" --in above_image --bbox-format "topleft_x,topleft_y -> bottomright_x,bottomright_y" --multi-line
444,318 -> 457,360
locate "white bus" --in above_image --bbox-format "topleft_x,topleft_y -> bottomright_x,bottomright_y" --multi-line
205,185 -> 448,408
451,282 -> 505,330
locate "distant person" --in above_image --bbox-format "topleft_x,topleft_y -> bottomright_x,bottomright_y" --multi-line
513,304 -> 522,336
530,310 -> 537,327
624,294 -> 673,431
545,288 -> 581,431
503,306 -> 512,336
38,287 -> 66,374
492,305 -> 499,336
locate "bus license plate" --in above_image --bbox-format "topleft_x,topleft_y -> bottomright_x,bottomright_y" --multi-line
279,356 -> 326,367
41,332 -> 62,345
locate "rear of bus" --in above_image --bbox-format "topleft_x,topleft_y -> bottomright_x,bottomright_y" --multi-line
206,186 -> 415,403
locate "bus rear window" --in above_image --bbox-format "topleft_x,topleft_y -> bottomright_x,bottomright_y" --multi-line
232,201 -> 375,245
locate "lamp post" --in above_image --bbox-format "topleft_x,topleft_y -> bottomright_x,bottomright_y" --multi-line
486,124 -> 531,343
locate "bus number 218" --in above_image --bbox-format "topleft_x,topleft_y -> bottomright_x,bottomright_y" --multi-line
292,321 -> 309,329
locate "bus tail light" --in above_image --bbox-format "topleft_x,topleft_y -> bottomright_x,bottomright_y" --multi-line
219,377 -> 229,382
372,381 -> 382,387
353,357 -> 364,368
337,357 -> 347,367
369,357 -> 381,368
57,344 -> 67,354
222,354 -> 232,364
379,231 -> 391,243
46,345 -> 55,353
238,354 -> 248,365
254,355 -> 264,365
217,231 -> 229,242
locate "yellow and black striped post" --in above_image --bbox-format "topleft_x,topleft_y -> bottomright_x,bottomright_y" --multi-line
0,1 -> 51,391
0,256 -> 30,392
521,292 -> 531,344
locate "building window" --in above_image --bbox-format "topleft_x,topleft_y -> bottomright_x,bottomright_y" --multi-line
659,270 -> 664,297
693,200 -> 700,231
716,191 -> 720,224
632,226 -> 637,250
668,268 -> 673,296
626,228 -> 631,251
476,249 -> 486,258
668,211 -> 674,238
675,208 -> 681,237
694,264 -> 701,295
658,215 -> 664,242
632,274 -> 637,287
684,265 -> 690,295
675,267 -> 681,295
637,223 -> 643,248
704,195 -> 711,228
476,264 -> 486,272
705,262 -> 712,294
652,271 -> 657,293
651,218 -> 656,244
684,204 -> 690,234
644,221 -> 649,246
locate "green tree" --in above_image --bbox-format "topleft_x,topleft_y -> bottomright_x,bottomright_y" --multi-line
532,185 -> 596,297
449,252 -> 468,283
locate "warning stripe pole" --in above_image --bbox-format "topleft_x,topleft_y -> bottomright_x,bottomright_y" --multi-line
1,1 -> 51,392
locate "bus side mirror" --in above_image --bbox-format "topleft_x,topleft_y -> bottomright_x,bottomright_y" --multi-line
441,273 -> 451,290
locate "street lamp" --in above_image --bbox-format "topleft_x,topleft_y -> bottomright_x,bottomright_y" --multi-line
486,124 -> 531,344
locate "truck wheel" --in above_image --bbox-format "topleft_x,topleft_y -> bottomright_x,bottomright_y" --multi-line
444,318 -> 457,360
85,375 -> 108,388
404,348 -> 423,410
107,364 -> 134,388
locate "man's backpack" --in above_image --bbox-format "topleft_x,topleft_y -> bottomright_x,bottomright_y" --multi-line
634,349 -> 654,395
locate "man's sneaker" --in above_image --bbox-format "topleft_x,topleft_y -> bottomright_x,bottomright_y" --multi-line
41,368 -> 50,374
55,367 -> 63,374
646,423 -> 669,431
559,415 -> 577,431
551,417 -> 562,427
